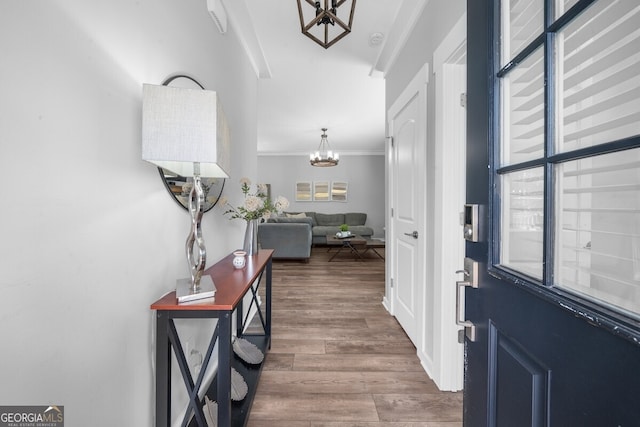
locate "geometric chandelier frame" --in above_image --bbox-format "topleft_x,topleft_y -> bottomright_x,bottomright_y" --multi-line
296,0 -> 356,49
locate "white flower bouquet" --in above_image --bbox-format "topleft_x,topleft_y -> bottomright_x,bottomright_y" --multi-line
220,178 -> 289,222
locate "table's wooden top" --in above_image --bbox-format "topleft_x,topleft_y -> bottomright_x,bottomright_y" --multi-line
150,249 -> 274,311
325,234 -> 367,245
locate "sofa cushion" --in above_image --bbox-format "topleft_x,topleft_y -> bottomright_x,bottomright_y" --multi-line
258,222 -> 311,259
267,217 -> 314,226
315,213 -> 345,226
305,212 -> 317,226
345,212 -> 367,226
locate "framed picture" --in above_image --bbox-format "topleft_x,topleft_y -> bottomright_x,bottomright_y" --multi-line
313,181 -> 330,201
295,181 -> 312,201
331,181 -> 348,202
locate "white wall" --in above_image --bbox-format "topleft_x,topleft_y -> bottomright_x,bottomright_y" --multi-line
386,2 -> 466,106
258,154 -> 386,238
0,0 -> 257,425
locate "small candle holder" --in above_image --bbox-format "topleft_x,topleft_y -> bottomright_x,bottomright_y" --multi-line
232,251 -> 247,269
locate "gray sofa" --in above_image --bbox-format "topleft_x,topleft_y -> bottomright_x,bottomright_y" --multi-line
258,217 -> 313,261
276,212 -> 374,245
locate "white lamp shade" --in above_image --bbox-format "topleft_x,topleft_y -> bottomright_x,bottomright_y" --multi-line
142,83 -> 231,178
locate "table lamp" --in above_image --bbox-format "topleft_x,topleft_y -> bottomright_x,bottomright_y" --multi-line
142,83 -> 231,302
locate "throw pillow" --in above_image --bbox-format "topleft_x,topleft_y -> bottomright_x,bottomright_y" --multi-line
286,212 -> 307,219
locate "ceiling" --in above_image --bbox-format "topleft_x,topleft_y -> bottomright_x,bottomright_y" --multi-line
220,0 -> 427,156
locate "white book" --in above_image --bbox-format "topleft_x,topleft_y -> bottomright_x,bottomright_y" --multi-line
176,275 -> 216,303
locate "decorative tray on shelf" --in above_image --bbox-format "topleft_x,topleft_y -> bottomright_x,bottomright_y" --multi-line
335,231 -> 352,239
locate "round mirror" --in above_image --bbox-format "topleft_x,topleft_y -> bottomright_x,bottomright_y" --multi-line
158,167 -> 225,213
158,75 -> 226,212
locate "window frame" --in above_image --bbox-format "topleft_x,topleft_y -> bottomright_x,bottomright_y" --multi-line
489,0 -> 640,342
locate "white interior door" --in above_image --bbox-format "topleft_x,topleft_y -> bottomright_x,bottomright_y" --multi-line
388,65 -> 428,347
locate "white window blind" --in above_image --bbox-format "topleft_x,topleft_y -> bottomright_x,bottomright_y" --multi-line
501,0 -> 543,67
556,149 -> 640,316
554,1 -> 640,316
501,168 -> 544,279
558,1 -> 640,153
499,0 -> 640,317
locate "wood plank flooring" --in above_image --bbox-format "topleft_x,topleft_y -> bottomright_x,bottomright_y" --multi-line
247,246 -> 462,426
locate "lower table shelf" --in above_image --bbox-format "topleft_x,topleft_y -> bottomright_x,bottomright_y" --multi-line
188,335 -> 270,427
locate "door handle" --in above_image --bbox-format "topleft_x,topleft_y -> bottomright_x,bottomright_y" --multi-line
455,258 -> 478,342
404,231 -> 419,239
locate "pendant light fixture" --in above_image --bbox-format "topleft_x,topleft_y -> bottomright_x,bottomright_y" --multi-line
297,0 -> 356,49
310,128 -> 339,167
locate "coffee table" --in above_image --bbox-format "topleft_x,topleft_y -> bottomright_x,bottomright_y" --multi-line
362,238 -> 385,260
325,234 -> 368,261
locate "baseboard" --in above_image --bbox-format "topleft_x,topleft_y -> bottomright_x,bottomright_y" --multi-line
382,296 -> 392,314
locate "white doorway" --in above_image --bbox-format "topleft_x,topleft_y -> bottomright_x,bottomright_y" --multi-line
385,13 -> 467,392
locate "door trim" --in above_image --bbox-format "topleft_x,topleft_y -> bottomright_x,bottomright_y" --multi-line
428,12 -> 466,391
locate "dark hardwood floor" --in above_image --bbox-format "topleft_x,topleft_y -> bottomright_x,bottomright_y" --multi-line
247,246 -> 463,426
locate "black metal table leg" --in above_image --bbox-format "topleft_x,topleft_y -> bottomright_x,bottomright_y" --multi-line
266,259 -> 272,341
156,312 -> 170,427
217,312 -> 232,426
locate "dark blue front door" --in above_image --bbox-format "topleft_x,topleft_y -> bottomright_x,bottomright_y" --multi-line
463,1 -> 640,425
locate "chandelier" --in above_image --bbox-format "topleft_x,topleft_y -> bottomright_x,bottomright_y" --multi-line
296,0 -> 356,49
310,128 -> 339,167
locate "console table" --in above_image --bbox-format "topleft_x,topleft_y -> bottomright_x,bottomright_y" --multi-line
151,249 -> 273,427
